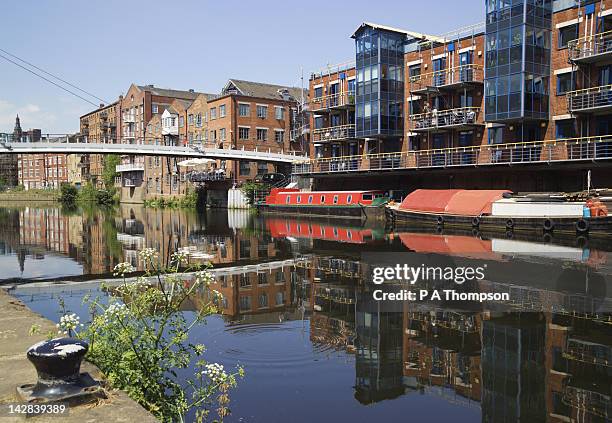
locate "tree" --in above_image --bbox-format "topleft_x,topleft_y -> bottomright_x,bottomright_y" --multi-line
102,155 -> 120,191
59,183 -> 78,205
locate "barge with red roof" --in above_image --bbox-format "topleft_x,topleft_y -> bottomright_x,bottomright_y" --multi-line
260,188 -> 389,219
387,189 -> 612,237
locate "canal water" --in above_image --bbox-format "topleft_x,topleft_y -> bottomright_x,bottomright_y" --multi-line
0,204 -> 610,422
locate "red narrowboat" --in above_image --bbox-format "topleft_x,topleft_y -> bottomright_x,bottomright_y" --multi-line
260,188 -> 389,219
266,218 -> 384,244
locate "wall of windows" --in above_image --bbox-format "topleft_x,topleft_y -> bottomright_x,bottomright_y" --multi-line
485,0 -> 552,123
355,27 -> 405,139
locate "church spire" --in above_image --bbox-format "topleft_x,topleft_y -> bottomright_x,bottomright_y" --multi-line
13,114 -> 22,140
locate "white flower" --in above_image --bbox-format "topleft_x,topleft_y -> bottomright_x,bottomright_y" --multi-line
102,303 -> 129,324
171,249 -> 190,265
113,262 -> 135,277
195,270 -> 214,287
202,363 -> 228,383
211,289 -> 223,301
58,313 -> 80,334
138,248 -> 158,261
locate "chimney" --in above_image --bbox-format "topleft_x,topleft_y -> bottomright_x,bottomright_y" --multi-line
147,84 -> 154,88
189,89 -> 194,92
99,103 -> 105,108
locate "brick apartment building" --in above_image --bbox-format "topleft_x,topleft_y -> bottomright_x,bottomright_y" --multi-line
301,1 -> 612,195
79,101 -> 119,187
186,79 -> 305,186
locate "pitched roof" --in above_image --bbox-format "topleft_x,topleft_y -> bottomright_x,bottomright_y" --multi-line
137,85 -> 205,100
222,79 -> 306,102
351,22 -> 444,43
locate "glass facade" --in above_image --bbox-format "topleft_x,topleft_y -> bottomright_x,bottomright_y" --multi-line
485,0 -> 552,122
355,27 -> 405,138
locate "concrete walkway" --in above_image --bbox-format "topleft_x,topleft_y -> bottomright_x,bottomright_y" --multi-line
0,289 -> 157,422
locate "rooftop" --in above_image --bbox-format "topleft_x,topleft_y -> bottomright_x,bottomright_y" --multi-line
221,79 -> 306,102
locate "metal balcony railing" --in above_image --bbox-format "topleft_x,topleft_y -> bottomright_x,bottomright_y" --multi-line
410,107 -> 480,131
310,91 -> 356,112
568,29 -> 612,63
123,178 -> 138,187
188,171 -> 230,182
409,64 -> 483,92
116,163 -> 145,172
312,124 -> 356,142
292,135 -> 612,174
562,386 -> 610,419
568,84 -> 612,112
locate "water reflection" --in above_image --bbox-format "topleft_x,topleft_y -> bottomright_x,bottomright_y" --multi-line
2,205 -> 611,422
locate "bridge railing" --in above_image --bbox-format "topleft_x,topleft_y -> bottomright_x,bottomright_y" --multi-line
292,135 -> 612,174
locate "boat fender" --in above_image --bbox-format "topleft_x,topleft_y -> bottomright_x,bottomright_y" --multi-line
542,233 -> 552,243
505,230 -> 514,239
471,216 -> 480,227
436,215 -> 444,226
576,218 -> 589,233
471,228 -> 480,237
543,218 -> 554,232
505,218 -> 514,229
435,226 -> 444,235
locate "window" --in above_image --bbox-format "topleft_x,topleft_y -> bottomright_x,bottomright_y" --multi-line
555,119 -> 576,139
314,86 -> 323,98
219,104 -> 226,118
220,128 -> 226,141
333,195 -> 339,204
275,106 -> 284,120
558,25 -> 578,49
297,195 -> 301,204
557,72 -> 575,95
239,296 -> 251,311
211,130 -> 217,141
258,273 -> 268,285
188,114 -> 193,124
257,105 -> 268,118
152,104 -> 158,113
308,195 -> 313,204
257,163 -> 268,175
408,64 -> 421,81
210,107 -> 217,120
239,103 -> 250,116
179,116 -> 184,127
259,293 -> 268,308
256,128 -> 268,141
286,196 -> 290,204
347,195 -> 352,203
239,127 -> 250,140
239,161 -> 251,175
363,194 -> 373,201
274,130 -> 284,143
196,113 -> 202,127
320,195 -> 325,203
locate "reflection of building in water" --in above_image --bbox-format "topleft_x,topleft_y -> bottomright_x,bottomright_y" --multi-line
481,314 -> 546,423
403,310 -> 482,405
546,314 -> 611,422
19,208 -> 70,254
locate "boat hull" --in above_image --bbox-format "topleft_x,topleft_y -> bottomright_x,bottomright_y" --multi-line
388,207 -> 612,238
260,204 -> 365,219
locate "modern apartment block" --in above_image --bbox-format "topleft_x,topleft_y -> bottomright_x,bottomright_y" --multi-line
79,101 -> 119,187
300,1 -> 612,194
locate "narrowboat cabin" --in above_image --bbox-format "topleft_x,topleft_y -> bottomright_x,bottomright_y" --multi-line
388,189 -> 612,238
260,189 -> 389,219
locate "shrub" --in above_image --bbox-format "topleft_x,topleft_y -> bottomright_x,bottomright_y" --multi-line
59,183 -> 78,205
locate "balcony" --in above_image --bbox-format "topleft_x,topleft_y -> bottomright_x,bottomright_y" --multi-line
410,107 -> 481,132
569,30 -> 612,64
188,170 -> 231,182
292,135 -> 612,175
568,84 -> 612,114
312,124 -> 356,143
123,114 -> 136,123
123,178 -> 138,187
409,64 -> 483,93
116,163 -> 145,172
310,91 -> 356,112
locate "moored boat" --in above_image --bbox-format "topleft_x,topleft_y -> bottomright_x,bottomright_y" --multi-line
260,188 -> 389,220
388,189 -> 612,237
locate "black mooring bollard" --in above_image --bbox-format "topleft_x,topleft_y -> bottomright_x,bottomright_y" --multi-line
17,337 -> 106,404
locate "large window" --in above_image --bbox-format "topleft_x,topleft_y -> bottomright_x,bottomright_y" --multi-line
555,119 -> 576,139
556,72 -> 575,95
219,104 -> 226,118
238,127 -> 250,140
256,128 -> 268,141
558,24 -> 578,49
239,103 -> 250,117
256,105 -> 267,119
239,162 -> 251,176
209,107 -> 217,120
275,106 -> 284,120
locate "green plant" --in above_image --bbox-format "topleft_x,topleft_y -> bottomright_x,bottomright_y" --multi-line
59,183 -> 78,205
240,181 -> 268,206
58,249 -> 243,422
102,155 -> 120,191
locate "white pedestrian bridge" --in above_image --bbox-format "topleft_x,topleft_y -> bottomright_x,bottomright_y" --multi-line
0,134 -> 306,164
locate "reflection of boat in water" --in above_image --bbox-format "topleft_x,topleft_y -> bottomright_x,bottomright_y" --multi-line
267,217 -> 384,244
388,189 -> 612,238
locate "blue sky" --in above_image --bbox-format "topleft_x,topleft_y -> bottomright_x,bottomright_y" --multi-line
0,0 -> 484,133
